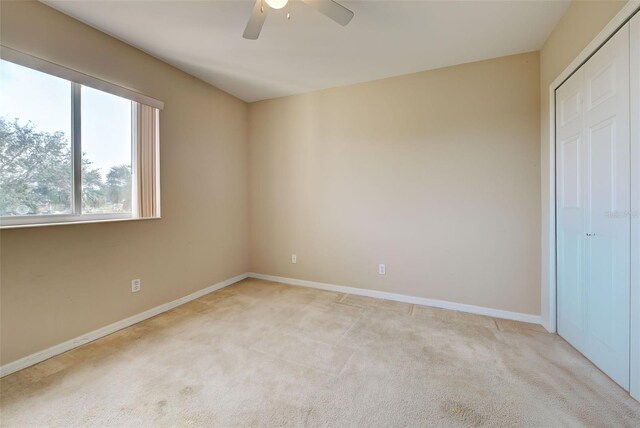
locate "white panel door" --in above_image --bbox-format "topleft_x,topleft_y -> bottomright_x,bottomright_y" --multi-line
557,66 -> 585,350
556,24 -> 631,390
630,12 -> 640,401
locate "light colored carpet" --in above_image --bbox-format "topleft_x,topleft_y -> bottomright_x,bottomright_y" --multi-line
1,278 -> 639,427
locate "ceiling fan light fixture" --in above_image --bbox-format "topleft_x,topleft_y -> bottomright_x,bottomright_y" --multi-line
265,0 -> 288,10
244,0 -> 354,39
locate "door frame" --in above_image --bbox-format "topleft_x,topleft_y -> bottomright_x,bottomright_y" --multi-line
544,0 -> 640,400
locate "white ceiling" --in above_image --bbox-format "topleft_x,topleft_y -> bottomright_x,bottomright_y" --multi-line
43,0 -> 570,102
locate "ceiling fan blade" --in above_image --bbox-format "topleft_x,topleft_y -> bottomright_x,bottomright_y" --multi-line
243,0 -> 270,40
301,0 -> 354,26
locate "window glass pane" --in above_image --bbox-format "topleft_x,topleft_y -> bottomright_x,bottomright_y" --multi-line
81,86 -> 132,214
0,59 -> 72,216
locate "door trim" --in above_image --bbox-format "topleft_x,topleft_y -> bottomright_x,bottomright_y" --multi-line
544,1 -> 640,401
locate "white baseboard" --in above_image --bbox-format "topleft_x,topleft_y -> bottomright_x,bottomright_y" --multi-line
1,271 -> 542,377
248,272 -> 543,325
0,272 -> 249,378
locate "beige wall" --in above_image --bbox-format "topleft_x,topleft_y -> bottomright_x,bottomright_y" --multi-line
0,1 -> 249,364
2,0 -> 620,366
249,52 -> 541,315
539,0 -> 627,325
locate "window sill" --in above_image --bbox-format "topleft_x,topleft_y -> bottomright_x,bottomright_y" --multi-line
0,216 -> 161,230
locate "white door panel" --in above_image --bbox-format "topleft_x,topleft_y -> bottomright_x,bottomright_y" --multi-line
630,12 -> 640,401
556,24 -> 630,390
557,68 -> 585,343
557,77 -> 587,362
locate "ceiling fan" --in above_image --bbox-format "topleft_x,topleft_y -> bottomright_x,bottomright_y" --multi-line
243,0 -> 354,40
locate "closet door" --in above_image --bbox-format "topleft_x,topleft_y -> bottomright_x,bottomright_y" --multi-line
556,67 -> 585,359
556,24 -> 631,390
630,12 -> 640,400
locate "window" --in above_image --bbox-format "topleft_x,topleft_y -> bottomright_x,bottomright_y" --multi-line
81,86 -> 133,215
0,60 -> 73,217
0,48 -> 162,228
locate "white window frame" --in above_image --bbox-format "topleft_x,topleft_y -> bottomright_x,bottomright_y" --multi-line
0,46 -> 163,229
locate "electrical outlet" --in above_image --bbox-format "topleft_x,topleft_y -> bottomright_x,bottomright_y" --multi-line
131,279 -> 141,293
291,254 -> 297,264
378,264 -> 386,275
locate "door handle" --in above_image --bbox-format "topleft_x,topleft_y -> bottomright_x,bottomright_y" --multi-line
586,233 -> 596,237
